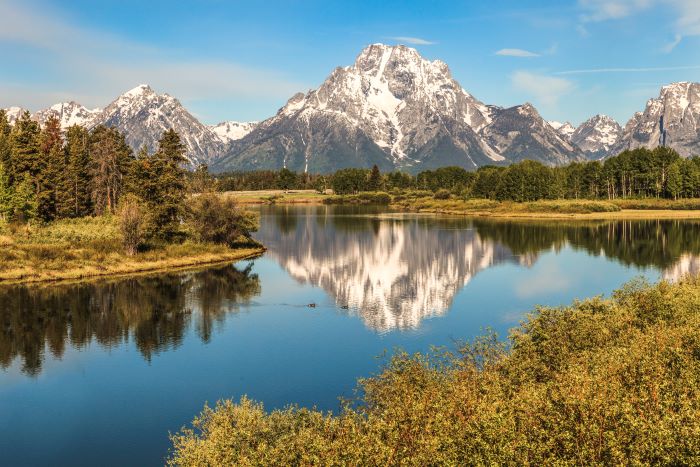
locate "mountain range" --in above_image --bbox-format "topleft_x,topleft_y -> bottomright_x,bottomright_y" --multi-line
4,44 -> 700,171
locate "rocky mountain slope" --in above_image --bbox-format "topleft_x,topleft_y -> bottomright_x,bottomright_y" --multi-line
4,86 -> 225,166
94,85 -> 224,165
33,102 -> 100,129
570,114 -> 622,159
549,121 -> 575,140
212,44 -> 582,173
613,81 -> 700,157
209,121 -> 258,144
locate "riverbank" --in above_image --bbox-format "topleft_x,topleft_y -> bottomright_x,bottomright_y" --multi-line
222,189 -> 700,219
0,217 -> 264,285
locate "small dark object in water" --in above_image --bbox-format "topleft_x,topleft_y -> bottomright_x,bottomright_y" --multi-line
340,305 -> 349,309
308,303 -> 317,308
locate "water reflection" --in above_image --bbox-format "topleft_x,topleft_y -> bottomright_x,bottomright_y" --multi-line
3,208 -> 700,375
0,264 -> 260,376
257,207 -> 700,332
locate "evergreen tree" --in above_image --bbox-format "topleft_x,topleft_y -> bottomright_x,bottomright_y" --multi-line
10,111 -> 40,181
136,130 -> 188,240
11,174 -> 38,222
37,116 -> 64,221
0,162 -> 12,220
368,164 -> 382,191
0,110 -> 12,181
89,125 -> 134,215
63,125 -> 93,217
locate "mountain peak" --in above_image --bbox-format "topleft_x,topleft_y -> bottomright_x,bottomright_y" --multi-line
123,84 -> 155,98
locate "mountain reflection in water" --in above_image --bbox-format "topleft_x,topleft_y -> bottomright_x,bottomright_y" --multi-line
257,206 -> 700,332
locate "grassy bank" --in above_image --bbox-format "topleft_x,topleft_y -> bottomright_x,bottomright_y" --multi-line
0,217 -> 264,285
391,195 -> 700,219
169,277 -> 700,465
220,189 -> 700,218
222,189 -> 328,205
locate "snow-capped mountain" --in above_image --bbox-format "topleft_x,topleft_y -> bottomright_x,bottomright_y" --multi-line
570,115 -> 622,158
33,102 -> 100,129
94,84 -> 225,165
214,44 -> 507,173
209,121 -> 258,144
213,44 -> 582,173
549,121 -> 576,140
481,103 -> 583,165
4,107 -> 25,125
614,82 -> 700,157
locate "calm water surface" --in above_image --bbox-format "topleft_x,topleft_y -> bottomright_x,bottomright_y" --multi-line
2,205 -> 699,466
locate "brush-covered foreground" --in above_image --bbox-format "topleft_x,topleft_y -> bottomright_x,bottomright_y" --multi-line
169,277 -> 700,466
0,217 -> 263,284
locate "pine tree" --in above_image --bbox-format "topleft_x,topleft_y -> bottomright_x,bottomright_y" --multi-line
10,111 -> 40,180
368,164 -> 382,191
37,116 -> 64,221
11,174 -> 38,222
89,125 -> 134,215
0,162 -> 13,220
0,110 -> 12,182
147,129 -> 187,240
63,125 -> 93,217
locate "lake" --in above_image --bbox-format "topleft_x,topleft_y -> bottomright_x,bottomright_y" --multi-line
2,205 -> 699,466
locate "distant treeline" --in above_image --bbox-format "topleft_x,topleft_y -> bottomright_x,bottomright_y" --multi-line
217,146 -> 700,200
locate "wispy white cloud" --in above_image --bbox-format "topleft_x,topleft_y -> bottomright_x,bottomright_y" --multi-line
0,0 -> 306,119
389,36 -> 436,45
495,48 -> 540,57
578,0 -> 700,42
578,0 -> 654,22
555,64 -> 700,75
661,34 -> 683,53
512,71 -> 575,109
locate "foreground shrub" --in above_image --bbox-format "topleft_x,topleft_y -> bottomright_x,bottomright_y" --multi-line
169,277 -> 700,466
186,194 -> 258,247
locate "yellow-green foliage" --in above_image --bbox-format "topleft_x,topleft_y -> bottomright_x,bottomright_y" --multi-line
169,278 -> 700,466
323,192 -> 392,205
391,196 -> 621,215
612,198 -> 700,210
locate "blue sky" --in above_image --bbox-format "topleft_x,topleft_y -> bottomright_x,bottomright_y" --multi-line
1,0 -> 699,126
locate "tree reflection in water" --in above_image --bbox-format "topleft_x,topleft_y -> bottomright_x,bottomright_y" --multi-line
0,263 -> 260,376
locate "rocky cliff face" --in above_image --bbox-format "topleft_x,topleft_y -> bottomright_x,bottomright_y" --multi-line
213,44 -> 583,173
614,82 -> 700,157
570,114 -> 622,159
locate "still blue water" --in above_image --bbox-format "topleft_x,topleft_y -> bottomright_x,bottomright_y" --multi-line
2,206 -> 697,466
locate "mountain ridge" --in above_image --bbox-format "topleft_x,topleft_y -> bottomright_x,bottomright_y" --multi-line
3,45 -> 700,171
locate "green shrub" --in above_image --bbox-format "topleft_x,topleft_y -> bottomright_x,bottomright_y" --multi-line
169,277 -> 700,466
186,194 -> 259,247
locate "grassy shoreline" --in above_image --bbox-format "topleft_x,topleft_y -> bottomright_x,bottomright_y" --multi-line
0,216 -> 265,286
224,189 -> 700,219
0,244 -> 264,286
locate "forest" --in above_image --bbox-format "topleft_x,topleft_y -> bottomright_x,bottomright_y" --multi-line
216,146 -> 700,201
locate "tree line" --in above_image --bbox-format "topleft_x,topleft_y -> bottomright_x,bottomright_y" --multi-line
0,109 -> 188,235
215,147 -> 700,200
